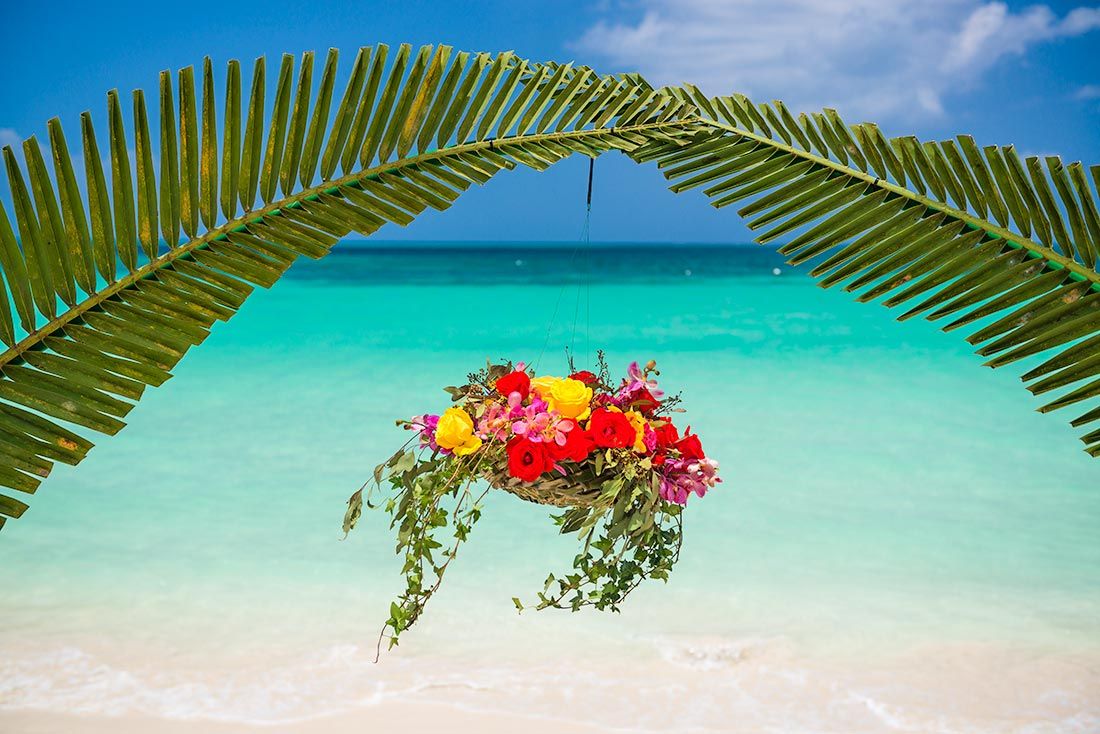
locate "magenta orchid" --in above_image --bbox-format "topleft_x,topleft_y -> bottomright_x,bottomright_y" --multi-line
407,414 -> 441,451
623,361 -> 664,400
659,457 -> 721,505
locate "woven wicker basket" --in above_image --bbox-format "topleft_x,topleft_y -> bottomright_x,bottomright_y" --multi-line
483,466 -> 602,508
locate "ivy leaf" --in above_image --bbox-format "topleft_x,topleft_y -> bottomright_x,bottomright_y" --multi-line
340,489 -> 363,538
559,507 -> 588,534
392,449 -> 417,474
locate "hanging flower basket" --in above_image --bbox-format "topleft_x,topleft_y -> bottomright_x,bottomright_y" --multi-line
342,354 -> 721,652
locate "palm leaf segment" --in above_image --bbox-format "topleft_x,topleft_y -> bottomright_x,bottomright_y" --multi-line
0,45 -> 1096,531
635,86 -> 1100,447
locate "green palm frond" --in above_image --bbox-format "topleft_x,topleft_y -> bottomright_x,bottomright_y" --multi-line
0,45 -> 1096,531
0,45 -> 701,528
628,86 -> 1099,447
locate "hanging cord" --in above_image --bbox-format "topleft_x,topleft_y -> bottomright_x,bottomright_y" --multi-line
586,158 -> 595,366
571,157 -> 594,365
535,156 -> 595,371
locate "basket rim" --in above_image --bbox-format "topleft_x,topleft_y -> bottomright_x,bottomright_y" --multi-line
482,465 -> 605,507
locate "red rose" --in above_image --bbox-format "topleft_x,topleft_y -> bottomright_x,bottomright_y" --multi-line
496,370 -> 530,399
587,408 -> 636,449
506,436 -> 548,482
675,429 -> 705,460
629,387 -> 660,415
569,370 -> 598,385
653,419 -> 679,449
548,422 -> 594,463
653,453 -> 667,466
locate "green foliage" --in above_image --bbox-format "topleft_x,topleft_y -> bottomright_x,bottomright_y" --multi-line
347,438 -> 684,653
351,443 -> 492,652
536,478 -> 682,613
1,43 -> 1098,534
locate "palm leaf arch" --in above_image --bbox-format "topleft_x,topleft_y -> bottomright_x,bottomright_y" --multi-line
0,43 -> 1096,530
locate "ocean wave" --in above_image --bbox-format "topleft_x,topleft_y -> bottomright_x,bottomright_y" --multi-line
648,634 -> 797,671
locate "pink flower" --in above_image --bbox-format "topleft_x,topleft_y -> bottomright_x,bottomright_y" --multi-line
512,402 -> 573,446
477,401 -> 513,442
612,361 -> 664,411
506,391 -> 526,418
623,361 -> 664,400
659,457 -> 721,505
407,414 -> 441,451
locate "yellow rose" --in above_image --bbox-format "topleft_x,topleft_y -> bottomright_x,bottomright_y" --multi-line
548,378 -> 593,421
435,407 -> 482,456
624,410 -> 649,453
529,375 -> 561,400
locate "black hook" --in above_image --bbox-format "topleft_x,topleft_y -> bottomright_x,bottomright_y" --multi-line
586,156 -> 594,209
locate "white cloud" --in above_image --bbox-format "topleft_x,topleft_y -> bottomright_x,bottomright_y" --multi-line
572,1 -> 1100,121
943,3 -> 1100,70
1075,84 -> 1100,100
0,128 -> 22,150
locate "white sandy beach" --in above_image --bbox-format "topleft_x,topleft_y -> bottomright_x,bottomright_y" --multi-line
2,635 -> 1098,733
0,704 -> 613,734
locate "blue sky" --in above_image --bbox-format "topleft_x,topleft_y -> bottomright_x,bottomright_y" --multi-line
1,0 -> 1097,243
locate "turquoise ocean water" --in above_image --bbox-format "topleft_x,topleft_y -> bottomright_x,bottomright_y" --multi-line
0,242 -> 1097,732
